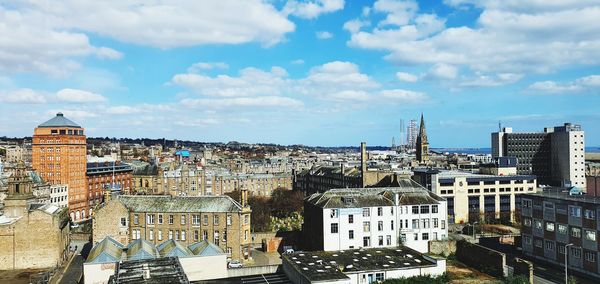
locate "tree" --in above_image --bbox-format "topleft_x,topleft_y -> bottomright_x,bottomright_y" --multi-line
248,196 -> 271,232
271,188 -> 304,218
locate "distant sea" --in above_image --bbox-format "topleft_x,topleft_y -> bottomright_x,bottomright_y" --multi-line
433,147 -> 600,155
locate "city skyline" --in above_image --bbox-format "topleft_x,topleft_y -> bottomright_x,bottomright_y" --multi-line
0,1 -> 599,147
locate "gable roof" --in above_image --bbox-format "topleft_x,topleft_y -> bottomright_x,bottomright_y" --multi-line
188,240 -> 225,256
127,239 -> 159,261
117,195 -> 243,213
157,240 -> 193,258
87,237 -> 124,264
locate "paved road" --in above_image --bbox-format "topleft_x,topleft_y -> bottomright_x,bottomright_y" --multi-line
59,241 -> 92,284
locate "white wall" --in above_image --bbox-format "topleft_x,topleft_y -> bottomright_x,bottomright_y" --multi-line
83,262 -> 116,284
179,254 -> 227,281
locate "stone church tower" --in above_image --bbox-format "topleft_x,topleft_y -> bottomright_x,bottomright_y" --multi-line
4,161 -> 34,218
416,114 -> 429,163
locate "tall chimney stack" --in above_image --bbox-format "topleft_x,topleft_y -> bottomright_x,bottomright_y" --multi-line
360,142 -> 367,187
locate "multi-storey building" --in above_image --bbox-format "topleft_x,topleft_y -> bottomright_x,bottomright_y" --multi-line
131,161 -> 160,195
492,123 -> 586,188
412,165 -> 537,224
158,163 -> 204,196
521,189 -> 600,279
86,161 -> 133,210
32,113 -> 88,220
50,184 -> 69,208
92,193 -> 252,261
211,173 -> 292,196
303,182 -> 447,253
0,161 -> 70,270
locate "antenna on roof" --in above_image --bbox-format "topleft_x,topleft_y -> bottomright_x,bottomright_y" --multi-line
498,121 -> 502,132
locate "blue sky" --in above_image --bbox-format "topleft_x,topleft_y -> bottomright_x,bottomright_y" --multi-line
1,0 -> 599,147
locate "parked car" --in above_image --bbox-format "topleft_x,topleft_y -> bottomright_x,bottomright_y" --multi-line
284,248 -> 295,254
228,260 -> 243,269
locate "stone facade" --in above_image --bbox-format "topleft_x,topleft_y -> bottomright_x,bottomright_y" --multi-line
92,194 -> 252,261
211,173 -> 292,196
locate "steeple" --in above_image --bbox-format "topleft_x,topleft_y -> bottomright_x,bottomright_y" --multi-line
416,113 -> 429,163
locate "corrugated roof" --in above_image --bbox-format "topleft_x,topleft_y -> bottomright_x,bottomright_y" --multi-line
117,195 -> 243,213
38,113 -> 81,128
157,240 -> 193,258
127,239 -> 159,261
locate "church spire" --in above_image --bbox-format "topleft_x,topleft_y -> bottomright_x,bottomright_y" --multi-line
418,113 -> 427,142
416,113 -> 429,163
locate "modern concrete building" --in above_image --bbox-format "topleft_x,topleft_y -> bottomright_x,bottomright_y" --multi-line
303,182 -> 447,253
92,193 -> 252,261
492,123 -> 586,188
282,247 -> 446,284
32,113 -> 88,220
412,166 -> 537,224
521,189 -> 600,280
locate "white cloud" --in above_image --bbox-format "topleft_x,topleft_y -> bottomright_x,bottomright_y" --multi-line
327,90 -> 370,101
425,63 -> 458,80
316,31 -> 333,39
56,88 -> 107,103
94,47 -> 123,60
181,96 -> 304,108
284,0 -> 345,19
303,61 -> 379,89
291,59 -> 305,65
0,89 -> 47,104
187,62 -> 229,73
380,89 -> 427,103
396,72 -> 418,82
347,1 -> 600,77
105,106 -> 142,115
526,75 -> 600,94
343,19 -> 370,33
460,73 -> 523,87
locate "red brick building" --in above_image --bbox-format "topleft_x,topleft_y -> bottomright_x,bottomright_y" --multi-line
87,161 -> 133,212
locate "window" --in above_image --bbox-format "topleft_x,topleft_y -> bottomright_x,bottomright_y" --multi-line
192,215 -> 200,225
522,200 -> 532,208
147,214 -> 155,225
414,233 -> 418,241
175,230 -> 179,240
363,208 -> 370,217
158,214 -> 163,224
169,230 -> 173,240
149,229 -> 154,240
349,230 -> 354,240
133,214 -> 139,225
363,236 -> 371,247
348,215 -> 354,224
412,219 -> 419,229
386,235 -> 392,245
391,220 -> 394,230
378,236 -> 384,246
214,232 -> 220,246
330,209 -> 338,218
584,209 -> 595,220
523,218 -> 532,227
534,220 -> 542,230
571,247 -> 581,259
203,230 -> 208,240
422,233 -> 429,240
558,224 -> 567,234
377,207 -> 383,216
534,239 -> 542,248
569,206 -> 581,217
433,218 -> 438,228
558,245 -> 565,254
331,223 -> 339,234
375,273 -> 384,282
244,215 -> 249,225
571,227 -> 581,238
584,230 -> 596,241
181,230 -> 186,241
169,215 -> 174,224
545,222 -> 555,232
545,240 -> 554,251
412,206 -> 419,214
194,230 -> 199,241
421,219 -> 430,229
585,251 -> 596,262
523,236 -> 532,245
390,207 -> 394,215
120,217 -> 127,226
432,205 -> 438,213
363,221 -> 370,232
420,205 -> 430,214
214,215 -> 219,225
378,221 -> 384,231
227,215 -> 232,225
203,215 -> 209,225
158,230 -> 163,241
441,220 -> 446,229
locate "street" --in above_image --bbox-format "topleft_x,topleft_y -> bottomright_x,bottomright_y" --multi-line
59,240 -> 92,284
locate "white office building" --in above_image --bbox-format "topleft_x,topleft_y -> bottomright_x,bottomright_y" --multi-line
50,184 -> 69,208
303,180 -> 447,253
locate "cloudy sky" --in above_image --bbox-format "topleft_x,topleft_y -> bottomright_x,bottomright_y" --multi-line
1,0 -> 599,147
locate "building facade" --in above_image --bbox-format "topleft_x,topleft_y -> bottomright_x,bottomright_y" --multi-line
412,168 -> 537,224
158,163 -> 205,196
0,162 -> 70,270
86,161 -> 133,211
92,194 -> 252,261
303,183 -> 448,253
50,184 -> 69,208
211,173 -> 292,196
32,113 -> 88,220
492,123 -> 586,188
521,190 -> 600,279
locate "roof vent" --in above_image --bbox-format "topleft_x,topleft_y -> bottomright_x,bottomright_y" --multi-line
57,112 -> 64,117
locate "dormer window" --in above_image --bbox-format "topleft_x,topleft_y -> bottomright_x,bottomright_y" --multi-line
342,197 -> 355,204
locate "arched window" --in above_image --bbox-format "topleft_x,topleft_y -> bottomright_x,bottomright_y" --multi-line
75,211 -> 81,220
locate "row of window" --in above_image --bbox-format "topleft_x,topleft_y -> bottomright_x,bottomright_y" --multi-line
524,218 -> 597,241
330,217 -> 446,234
130,228 -> 249,245
131,213 -> 249,226
524,237 -> 596,262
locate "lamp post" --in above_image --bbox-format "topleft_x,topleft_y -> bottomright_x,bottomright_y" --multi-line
472,221 -> 479,241
565,243 -> 574,284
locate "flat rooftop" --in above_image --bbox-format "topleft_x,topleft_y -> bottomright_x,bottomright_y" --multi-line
108,257 -> 189,284
528,188 -> 600,204
282,247 -> 437,282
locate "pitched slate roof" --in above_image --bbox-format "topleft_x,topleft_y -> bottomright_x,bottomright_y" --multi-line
157,240 -> 193,258
127,239 -> 159,261
87,237 -> 125,264
188,240 -> 225,256
117,195 -> 243,213
38,113 -> 81,128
